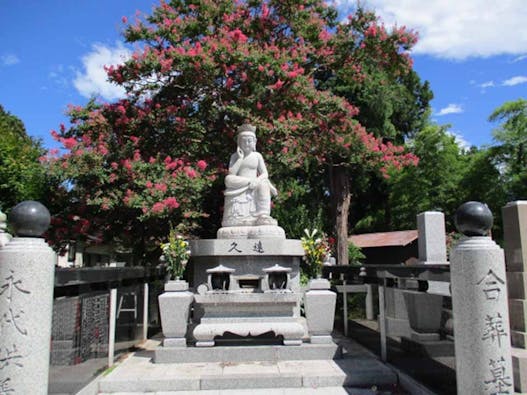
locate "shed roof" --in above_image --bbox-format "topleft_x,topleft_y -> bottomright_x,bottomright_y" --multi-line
348,230 -> 418,248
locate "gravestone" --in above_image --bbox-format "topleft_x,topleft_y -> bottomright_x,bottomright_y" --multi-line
400,212 -> 450,356
503,200 -> 527,392
386,211 -> 447,340
417,211 -> 447,264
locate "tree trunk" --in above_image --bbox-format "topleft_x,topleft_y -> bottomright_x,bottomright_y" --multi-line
330,165 -> 350,265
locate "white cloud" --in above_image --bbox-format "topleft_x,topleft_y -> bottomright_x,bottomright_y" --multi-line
447,130 -> 471,150
336,0 -> 527,59
511,54 -> 527,63
73,42 -> 130,100
436,104 -> 463,116
1,53 -> 20,66
502,76 -> 527,86
479,81 -> 495,89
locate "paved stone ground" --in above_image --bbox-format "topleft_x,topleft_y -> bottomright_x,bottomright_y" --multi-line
49,323 -> 449,394
49,357 -> 107,395
96,334 -> 406,394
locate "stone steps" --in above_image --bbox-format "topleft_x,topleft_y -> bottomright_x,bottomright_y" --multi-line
96,334 -> 403,394
98,353 -> 398,393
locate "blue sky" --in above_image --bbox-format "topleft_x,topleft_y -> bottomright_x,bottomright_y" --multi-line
1,0 -> 526,151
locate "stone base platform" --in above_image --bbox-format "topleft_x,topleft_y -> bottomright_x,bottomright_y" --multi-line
155,343 -> 340,364
99,345 -> 398,394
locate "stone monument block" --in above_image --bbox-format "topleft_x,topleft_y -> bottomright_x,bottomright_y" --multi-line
417,211 -> 448,265
503,201 -> 527,272
503,201 -> 527,391
512,330 -> 527,349
510,299 -> 527,332
507,272 -> 527,299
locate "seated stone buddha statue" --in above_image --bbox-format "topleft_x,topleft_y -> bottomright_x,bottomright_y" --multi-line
221,124 -> 279,229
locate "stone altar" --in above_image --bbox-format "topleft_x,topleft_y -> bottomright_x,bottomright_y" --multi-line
189,238 -> 305,347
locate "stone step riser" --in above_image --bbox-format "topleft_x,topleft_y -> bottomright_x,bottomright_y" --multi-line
99,368 -> 397,393
155,343 -> 340,363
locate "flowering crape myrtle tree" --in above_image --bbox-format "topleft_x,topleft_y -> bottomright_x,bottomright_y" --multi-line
45,0 -> 418,264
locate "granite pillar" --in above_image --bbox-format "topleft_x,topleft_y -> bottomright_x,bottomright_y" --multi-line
0,201 -> 55,395
451,202 -> 514,394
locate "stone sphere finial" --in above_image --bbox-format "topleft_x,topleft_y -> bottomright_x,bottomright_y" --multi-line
454,201 -> 493,236
9,201 -> 51,237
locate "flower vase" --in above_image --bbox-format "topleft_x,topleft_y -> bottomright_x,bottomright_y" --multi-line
158,279 -> 193,347
304,277 -> 336,344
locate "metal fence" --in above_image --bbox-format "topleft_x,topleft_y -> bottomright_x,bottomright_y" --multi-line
51,267 -> 166,366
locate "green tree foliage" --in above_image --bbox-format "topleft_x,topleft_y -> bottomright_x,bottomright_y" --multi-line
45,0 -> 420,262
489,98 -> 527,200
0,105 -> 47,211
349,99 -> 526,241
387,123 -> 468,230
458,146 -> 507,238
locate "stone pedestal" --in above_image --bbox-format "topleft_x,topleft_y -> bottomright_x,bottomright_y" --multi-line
503,201 -> 527,392
158,280 -> 193,347
304,278 -> 336,344
217,225 -> 286,239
